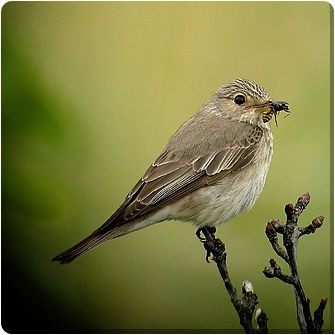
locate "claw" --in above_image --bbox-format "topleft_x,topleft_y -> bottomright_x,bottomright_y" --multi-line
205,249 -> 212,263
196,226 -> 216,240
196,228 -> 206,242
195,227 -> 202,239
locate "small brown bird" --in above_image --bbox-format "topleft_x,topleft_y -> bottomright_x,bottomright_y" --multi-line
53,78 -> 289,264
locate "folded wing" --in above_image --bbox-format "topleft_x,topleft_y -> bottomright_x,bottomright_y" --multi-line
97,123 -> 264,232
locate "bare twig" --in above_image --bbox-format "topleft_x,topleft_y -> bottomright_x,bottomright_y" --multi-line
255,308 -> 268,333
263,259 -> 295,284
263,193 -> 327,333
265,220 -> 289,262
299,216 -> 324,237
313,297 -> 328,332
197,227 -> 267,333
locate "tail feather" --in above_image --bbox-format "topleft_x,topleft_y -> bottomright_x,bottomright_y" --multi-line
52,224 -> 129,264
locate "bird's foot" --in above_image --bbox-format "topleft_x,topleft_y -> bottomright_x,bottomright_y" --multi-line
196,226 -> 220,263
195,226 -> 216,241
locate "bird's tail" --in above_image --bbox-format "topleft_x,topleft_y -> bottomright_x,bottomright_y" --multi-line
52,224 -> 129,264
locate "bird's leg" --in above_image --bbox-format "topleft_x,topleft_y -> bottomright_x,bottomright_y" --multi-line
196,226 -> 218,262
207,226 -> 216,237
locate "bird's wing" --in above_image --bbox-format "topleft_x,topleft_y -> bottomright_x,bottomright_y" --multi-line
52,122 -> 264,263
96,123 -> 264,232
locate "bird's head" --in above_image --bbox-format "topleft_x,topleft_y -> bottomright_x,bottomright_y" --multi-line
215,78 -> 290,127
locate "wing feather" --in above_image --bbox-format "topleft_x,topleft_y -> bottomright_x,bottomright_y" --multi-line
140,166 -> 192,204
192,152 -> 217,172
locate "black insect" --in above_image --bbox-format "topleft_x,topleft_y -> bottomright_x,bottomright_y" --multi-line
272,101 -> 290,113
271,100 -> 290,127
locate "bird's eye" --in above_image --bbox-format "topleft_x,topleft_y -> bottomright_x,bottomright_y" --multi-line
234,94 -> 246,105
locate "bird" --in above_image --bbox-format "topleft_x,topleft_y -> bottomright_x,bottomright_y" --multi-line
52,78 -> 289,264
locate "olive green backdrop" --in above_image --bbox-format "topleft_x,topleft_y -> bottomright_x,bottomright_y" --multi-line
2,2 -> 332,333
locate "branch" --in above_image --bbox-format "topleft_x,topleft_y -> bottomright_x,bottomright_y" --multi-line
197,227 -> 268,333
313,297 -> 328,332
299,216 -> 324,237
265,220 -> 289,263
263,259 -> 295,284
255,308 -> 269,333
263,193 -> 327,333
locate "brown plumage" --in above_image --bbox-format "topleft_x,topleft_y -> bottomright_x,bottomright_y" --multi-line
52,78 -> 289,264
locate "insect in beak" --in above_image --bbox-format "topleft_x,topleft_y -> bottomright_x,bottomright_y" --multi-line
261,100 -> 290,127
270,100 -> 290,127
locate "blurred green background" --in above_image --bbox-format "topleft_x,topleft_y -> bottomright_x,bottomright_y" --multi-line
2,2 -> 332,333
